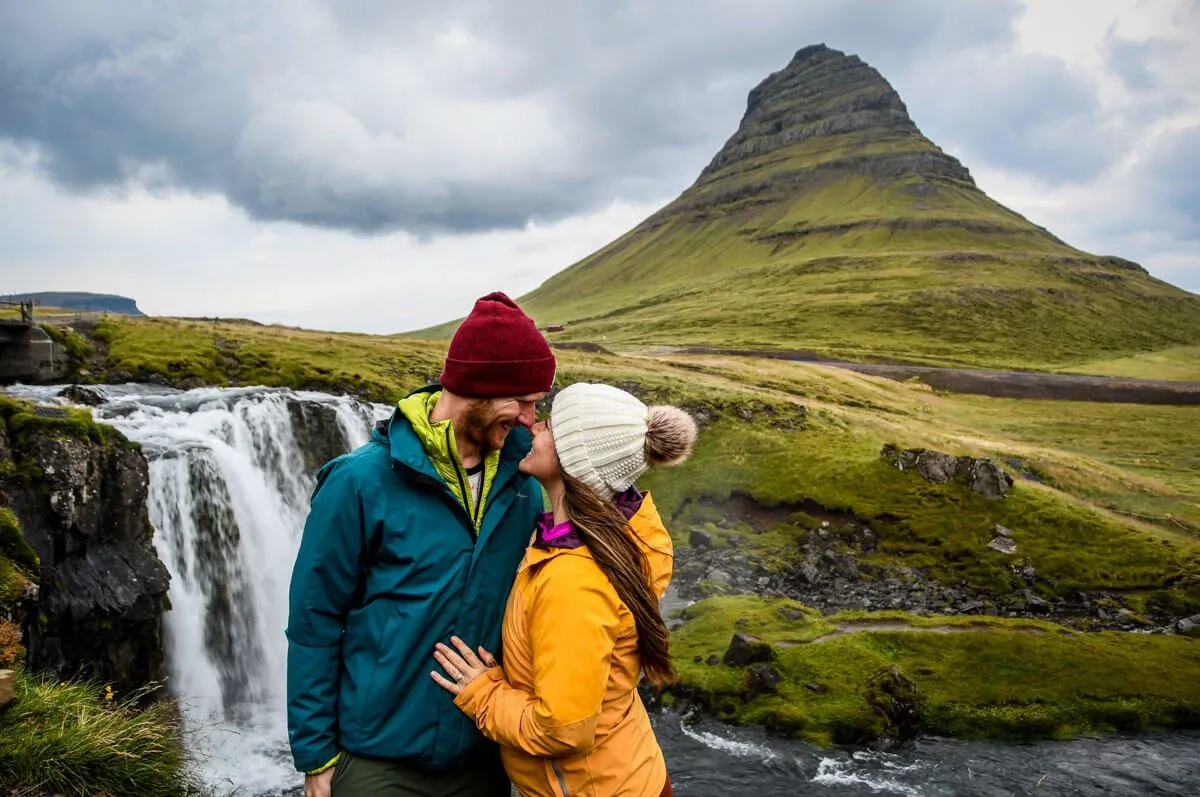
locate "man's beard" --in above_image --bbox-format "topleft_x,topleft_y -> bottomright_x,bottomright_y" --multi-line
459,401 -> 512,452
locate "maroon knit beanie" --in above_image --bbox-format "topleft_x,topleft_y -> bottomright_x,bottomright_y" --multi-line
440,292 -> 556,398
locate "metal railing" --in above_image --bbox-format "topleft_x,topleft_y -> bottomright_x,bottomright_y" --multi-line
0,300 -> 35,325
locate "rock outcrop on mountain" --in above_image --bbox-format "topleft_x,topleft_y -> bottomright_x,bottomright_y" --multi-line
513,44 -> 1200,369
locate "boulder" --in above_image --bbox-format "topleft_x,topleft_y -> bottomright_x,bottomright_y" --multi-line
743,664 -> 783,699
689,528 -> 713,549
1177,616 -> 1200,637
969,459 -> 1013,500
60,384 -> 108,407
723,632 -> 775,667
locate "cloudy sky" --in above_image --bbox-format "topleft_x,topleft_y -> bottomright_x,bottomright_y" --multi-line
1,0 -> 1197,333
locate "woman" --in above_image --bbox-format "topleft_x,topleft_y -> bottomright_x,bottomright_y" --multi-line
430,383 -> 697,797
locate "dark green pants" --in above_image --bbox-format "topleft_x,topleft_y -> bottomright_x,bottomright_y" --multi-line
331,749 -> 512,797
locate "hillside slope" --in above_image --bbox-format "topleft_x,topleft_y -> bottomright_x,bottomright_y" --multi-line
511,44 -> 1200,370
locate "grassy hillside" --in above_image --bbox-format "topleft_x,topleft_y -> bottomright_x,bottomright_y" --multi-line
20,314 -> 1200,743
489,46 -> 1200,370
75,316 -> 1200,605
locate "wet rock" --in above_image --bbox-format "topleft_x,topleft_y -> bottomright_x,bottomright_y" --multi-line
705,655 -> 721,666
723,632 -> 775,666
994,524 -> 1013,538
804,682 -> 829,694
60,384 -> 108,406
286,399 -> 355,475
6,427 -> 170,694
1177,616 -> 1200,637
689,528 -> 713,549
743,664 -> 783,699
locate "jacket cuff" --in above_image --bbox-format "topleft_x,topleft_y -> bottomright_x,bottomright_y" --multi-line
453,666 -> 504,717
305,752 -> 340,775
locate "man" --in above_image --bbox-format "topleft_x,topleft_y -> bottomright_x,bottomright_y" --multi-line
287,291 -> 556,797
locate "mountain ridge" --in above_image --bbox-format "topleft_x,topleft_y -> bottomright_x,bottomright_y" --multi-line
475,44 -> 1200,371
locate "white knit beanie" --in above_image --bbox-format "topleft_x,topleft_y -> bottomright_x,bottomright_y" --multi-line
551,383 -> 697,499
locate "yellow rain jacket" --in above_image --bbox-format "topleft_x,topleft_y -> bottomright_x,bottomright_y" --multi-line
454,492 -> 673,797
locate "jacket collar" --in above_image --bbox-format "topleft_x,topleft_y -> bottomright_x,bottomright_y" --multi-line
376,384 -> 533,483
523,491 -> 663,568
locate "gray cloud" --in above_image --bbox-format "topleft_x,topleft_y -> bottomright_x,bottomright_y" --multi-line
0,0 -> 1195,270
1,0 -> 1023,235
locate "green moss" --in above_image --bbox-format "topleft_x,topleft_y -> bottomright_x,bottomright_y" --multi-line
0,395 -> 136,452
0,507 -> 38,573
40,323 -> 95,364
0,557 -> 29,604
669,597 -> 1200,743
0,671 -> 208,797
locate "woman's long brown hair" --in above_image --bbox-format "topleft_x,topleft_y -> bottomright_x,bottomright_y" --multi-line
561,473 -> 674,684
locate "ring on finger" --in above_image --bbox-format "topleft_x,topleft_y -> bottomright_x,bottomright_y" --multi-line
454,672 -> 465,682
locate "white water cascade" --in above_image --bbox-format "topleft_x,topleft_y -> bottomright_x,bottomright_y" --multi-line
48,384 -> 388,795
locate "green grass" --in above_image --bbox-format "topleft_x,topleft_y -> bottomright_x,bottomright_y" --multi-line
91,316 -> 447,403
1061,345 -> 1200,381
670,597 -> 1200,745
643,417 -> 1199,610
0,671 -> 207,797
37,314 -> 1200,744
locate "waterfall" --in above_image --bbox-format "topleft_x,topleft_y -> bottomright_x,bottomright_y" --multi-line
88,385 -> 388,794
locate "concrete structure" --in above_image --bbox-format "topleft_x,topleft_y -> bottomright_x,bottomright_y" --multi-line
0,302 -> 70,384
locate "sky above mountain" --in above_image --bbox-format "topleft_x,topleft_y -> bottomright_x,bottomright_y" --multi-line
1,0 -> 1197,332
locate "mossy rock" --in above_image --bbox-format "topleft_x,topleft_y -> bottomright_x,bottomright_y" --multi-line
0,508 -> 37,573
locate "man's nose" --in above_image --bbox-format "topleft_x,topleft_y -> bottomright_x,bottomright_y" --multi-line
517,405 -> 537,428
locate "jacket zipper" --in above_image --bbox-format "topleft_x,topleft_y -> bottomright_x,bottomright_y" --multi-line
445,425 -> 483,536
550,759 -> 570,797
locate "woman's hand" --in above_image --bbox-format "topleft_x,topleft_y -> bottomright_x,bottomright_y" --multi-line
431,636 -> 498,696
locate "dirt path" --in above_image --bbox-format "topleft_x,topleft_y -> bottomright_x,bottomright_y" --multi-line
783,619 -> 1069,646
667,346 -> 1200,405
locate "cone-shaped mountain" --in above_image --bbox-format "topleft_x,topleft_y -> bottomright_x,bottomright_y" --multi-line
458,45 -> 1200,369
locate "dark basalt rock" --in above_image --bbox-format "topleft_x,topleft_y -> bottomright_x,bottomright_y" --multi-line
722,632 -> 775,667
743,663 -> 783,700
881,445 -> 1012,499
3,425 -> 170,694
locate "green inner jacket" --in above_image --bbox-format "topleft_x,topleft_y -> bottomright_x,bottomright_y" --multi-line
397,390 -> 500,531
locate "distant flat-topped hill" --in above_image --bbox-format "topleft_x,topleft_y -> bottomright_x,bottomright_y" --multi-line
414,44 -> 1200,371
1,292 -> 144,316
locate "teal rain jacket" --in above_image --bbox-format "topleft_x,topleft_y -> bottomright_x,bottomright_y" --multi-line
286,386 -> 542,773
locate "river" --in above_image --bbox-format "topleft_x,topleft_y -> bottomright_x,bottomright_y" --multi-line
7,383 -> 1198,796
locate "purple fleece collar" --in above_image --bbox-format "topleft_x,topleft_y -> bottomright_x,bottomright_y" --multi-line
533,486 -> 644,550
